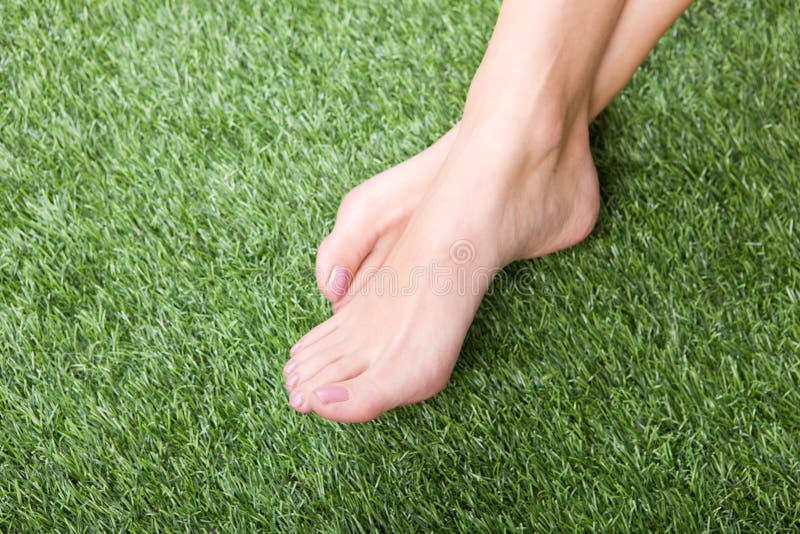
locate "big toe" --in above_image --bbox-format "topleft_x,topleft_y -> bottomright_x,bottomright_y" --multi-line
308,374 -> 391,423
315,216 -> 379,304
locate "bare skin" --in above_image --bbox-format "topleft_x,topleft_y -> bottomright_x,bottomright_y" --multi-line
289,0 -> 694,423
316,0 -> 694,309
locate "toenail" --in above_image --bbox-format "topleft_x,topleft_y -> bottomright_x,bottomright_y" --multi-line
289,390 -> 304,410
286,374 -> 300,390
289,343 -> 300,355
314,385 -> 349,405
283,359 -> 297,376
328,267 -> 350,297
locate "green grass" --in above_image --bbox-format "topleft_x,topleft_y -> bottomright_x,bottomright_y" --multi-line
1,0 -> 799,530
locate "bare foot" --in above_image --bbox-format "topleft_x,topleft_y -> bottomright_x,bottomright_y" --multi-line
285,117 -> 599,423
292,0 -> 694,422
315,0 -> 694,310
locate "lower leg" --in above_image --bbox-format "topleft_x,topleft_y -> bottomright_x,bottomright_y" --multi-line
591,0 -> 694,116
460,0 -> 625,142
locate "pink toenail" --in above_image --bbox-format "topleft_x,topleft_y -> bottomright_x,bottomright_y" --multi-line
283,359 -> 297,376
314,385 -> 349,405
289,343 -> 300,355
328,267 -> 350,297
289,390 -> 304,409
286,374 -> 299,390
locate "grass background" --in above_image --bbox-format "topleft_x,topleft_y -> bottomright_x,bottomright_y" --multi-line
1,0 -> 799,530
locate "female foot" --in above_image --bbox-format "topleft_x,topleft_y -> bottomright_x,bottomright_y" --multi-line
286,112 -> 600,422
315,0 -> 694,310
292,0 -> 695,422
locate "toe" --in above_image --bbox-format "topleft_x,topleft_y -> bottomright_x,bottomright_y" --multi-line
289,355 -> 366,414
308,373 -> 392,423
291,314 -> 341,355
315,191 -> 382,303
286,319 -> 343,387
331,236 -> 396,314
288,389 -> 311,414
286,341 -> 349,392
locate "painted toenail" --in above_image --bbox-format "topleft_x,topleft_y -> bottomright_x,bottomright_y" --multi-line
286,374 -> 300,390
314,385 -> 349,405
328,267 -> 350,297
289,390 -> 304,409
283,359 -> 297,376
289,343 -> 300,355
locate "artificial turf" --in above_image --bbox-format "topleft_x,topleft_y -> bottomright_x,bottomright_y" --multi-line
1,0 -> 799,530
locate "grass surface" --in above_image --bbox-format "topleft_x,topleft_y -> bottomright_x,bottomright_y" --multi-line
1,0 -> 799,530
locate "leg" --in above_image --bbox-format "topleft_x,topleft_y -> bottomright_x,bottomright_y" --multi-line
315,0 -> 693,306
291,0 -> 692,423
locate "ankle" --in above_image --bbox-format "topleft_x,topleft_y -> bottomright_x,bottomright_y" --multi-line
459,108 -> 592,184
